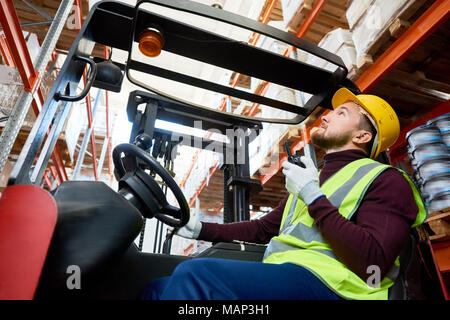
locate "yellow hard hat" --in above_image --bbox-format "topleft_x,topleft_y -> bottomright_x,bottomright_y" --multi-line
331,88 -> 400,159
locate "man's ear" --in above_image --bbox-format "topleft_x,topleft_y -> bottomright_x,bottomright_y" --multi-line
352,130 -> 372,145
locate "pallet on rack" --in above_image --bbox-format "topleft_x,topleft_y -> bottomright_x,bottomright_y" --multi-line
283,0 -> 349,44
425,207 -> 450,242
283,0 -> 315,34
348,0 -> 428,81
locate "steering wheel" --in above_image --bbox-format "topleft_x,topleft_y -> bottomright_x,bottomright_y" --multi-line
112,143 -> 189,228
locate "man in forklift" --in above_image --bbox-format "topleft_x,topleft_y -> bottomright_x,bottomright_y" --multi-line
142,88 -> 427,300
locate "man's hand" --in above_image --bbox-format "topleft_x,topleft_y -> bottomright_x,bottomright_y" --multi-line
175,214 -> 202,239
282,156 -> 324,205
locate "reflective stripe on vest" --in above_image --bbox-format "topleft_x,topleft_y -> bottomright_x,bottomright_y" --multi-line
263,158 -> 427,300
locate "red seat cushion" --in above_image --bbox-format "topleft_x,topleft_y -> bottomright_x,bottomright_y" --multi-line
0,185 -> 57,300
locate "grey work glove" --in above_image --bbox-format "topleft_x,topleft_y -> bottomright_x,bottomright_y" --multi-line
175,214 -> 202,239
282,156 -> 324,205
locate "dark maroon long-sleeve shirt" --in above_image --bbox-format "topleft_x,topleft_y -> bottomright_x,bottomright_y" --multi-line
198,149 -> 419,282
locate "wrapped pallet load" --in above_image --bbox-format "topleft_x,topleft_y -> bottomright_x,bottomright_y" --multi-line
347,0 -> 418,70
306,28 -> 357,75
346,0 -> 374,30
281,0 -> 305,32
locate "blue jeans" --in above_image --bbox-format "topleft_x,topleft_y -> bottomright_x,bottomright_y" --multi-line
142,258 -> 341,300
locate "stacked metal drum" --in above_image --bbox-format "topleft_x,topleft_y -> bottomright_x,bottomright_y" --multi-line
406,113 -> 450,214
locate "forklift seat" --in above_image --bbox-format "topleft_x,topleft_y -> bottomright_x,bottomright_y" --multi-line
35,181 -> 144,298
388,230 -> 426,300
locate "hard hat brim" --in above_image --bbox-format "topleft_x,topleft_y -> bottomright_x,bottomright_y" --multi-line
332,88 -> 364,111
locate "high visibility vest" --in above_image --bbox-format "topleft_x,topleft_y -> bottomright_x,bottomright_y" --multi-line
263,158 -> 427,300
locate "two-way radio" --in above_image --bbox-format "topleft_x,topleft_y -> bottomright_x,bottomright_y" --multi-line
284,141 -> 305,168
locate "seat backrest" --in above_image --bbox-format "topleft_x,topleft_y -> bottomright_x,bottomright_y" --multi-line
388,230 -> 426,300
35,181 -> 143,298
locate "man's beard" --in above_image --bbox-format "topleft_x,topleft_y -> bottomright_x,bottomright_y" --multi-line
311,129 -> 352,151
